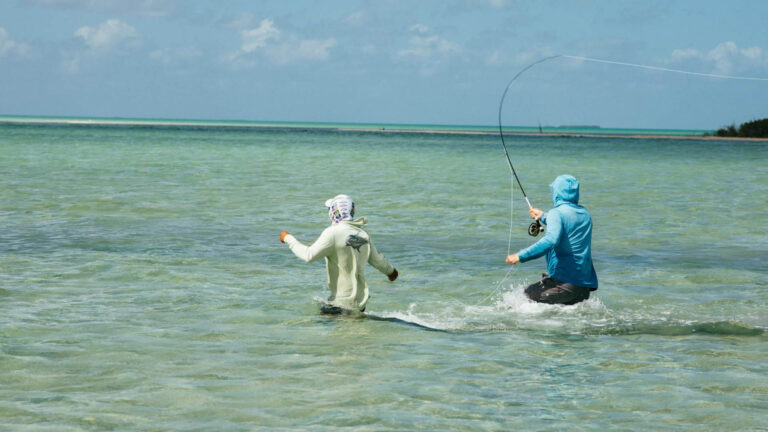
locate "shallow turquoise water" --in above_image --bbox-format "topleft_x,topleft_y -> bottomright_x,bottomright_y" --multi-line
0,114 -> 709,136
1,123 -> 766,431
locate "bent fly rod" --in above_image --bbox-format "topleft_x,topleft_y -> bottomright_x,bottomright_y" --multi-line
497,53 -> 768,236
497,55 -> 561,236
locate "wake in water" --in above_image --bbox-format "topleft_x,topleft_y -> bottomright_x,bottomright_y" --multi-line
369,283 -> 607,332
366,284 -> 765,336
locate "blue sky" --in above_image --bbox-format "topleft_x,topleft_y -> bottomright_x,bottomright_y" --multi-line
1,0 -> 767,129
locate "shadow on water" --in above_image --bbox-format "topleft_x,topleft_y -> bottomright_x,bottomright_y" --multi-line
363,314 -> 449,333
305,300 -> 450,333
584,320 -> 764,337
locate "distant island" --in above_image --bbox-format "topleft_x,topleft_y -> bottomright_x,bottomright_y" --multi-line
710,118 -> 768,138
541,125 -> 601,129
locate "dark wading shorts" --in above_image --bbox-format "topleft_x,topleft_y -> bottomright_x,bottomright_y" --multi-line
320,304 -> 365,315
524,275 -> 593,306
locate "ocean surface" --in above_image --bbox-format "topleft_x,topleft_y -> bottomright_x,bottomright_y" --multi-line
1,119 -> 766,431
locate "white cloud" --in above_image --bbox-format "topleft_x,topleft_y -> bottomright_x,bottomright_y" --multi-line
75,19 -> 138,51
397,25 -> 461,60
230,18 -> 337,66
670,41 -> 767,75
486,50 -> 502,66
241,19 -> 280,53
0,27 -> 30,57
269,38 -> 337,64
396,25 -> 461,76
410,24 -> 429,34
670,48 -> 699,61
396,24 -> 462,76
739,46 -> 763,61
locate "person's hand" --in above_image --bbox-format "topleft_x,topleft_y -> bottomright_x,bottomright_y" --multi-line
388,268 -> 398,281
529,207 -> 543,221
506,254 -> 519,265
280,231 -> 290,243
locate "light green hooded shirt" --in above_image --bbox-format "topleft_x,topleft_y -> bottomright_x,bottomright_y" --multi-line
284,217 -> 394,311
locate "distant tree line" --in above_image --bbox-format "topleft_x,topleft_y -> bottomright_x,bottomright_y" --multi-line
708,118 -> 768,138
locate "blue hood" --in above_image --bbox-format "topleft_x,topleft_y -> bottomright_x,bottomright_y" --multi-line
550,174 -> 579,207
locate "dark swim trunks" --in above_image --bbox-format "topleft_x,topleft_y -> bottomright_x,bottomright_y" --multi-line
320,304 -> 365,315
524,275 -> 592,305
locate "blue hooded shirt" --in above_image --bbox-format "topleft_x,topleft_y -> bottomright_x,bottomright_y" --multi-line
517,175 -> 598,289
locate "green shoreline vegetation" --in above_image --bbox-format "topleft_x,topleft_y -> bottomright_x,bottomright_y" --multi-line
710,117 -> 768,138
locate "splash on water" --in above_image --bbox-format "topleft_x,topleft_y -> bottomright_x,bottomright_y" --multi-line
370,284 -> 608,332
367,284 -> 764,336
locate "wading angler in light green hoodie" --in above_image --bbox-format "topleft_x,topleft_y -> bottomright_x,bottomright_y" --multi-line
280,194 -> 398,313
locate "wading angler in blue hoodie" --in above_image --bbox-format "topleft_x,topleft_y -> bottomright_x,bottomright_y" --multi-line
506,175 -> 598,305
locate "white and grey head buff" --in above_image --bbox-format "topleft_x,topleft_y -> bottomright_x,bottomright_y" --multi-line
325,194 -> 355,223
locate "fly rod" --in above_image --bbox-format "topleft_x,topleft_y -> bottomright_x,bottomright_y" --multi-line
497,55 -> 561,236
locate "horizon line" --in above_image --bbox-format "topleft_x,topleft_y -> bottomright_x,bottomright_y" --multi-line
0,114 -> 710,133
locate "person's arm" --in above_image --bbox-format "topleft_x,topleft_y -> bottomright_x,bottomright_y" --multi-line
516,209 -> 562,263
368,239 -> 397,281
282,228 -> 335,263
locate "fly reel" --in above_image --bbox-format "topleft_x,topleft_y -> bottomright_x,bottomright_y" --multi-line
528,220 -> 544,237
